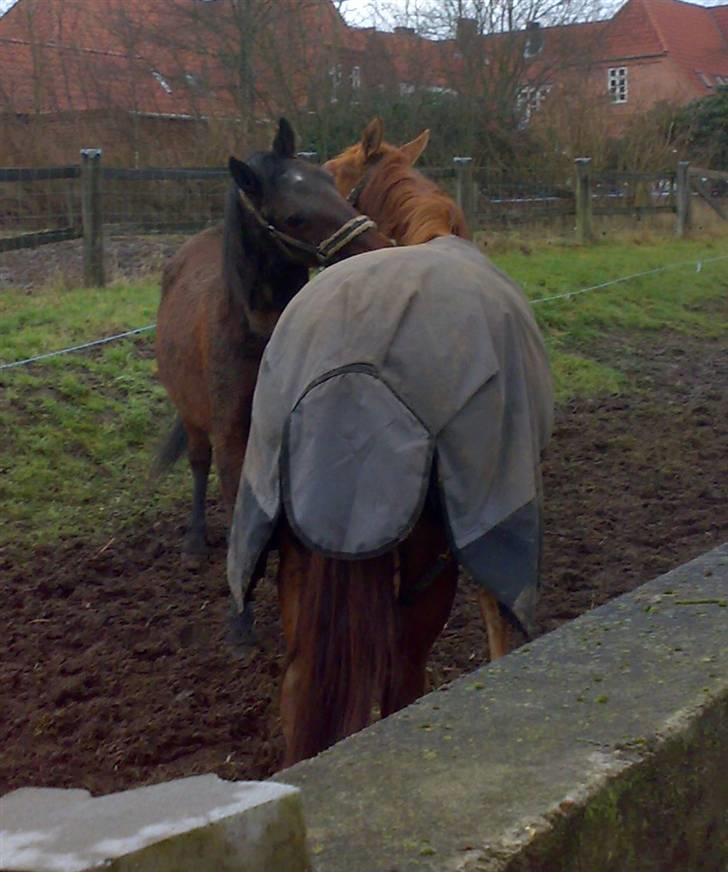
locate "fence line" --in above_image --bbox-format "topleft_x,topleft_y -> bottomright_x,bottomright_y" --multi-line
3,254 -> 725,373
529,254 -> 728,305
2,152 -> 721,283
0,325 -> 156,371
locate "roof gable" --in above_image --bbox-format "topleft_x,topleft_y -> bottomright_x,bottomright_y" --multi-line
643,0 -> 728,93
602,0 -> 665,59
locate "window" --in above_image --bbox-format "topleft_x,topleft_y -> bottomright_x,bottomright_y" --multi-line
517,84 -> 551,125
351,65 -> 361,90
608,67 -> 628,103
328,64 -> 343,102
152,70 -> 172,94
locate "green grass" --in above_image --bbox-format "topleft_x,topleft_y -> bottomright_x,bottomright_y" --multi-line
0,279 -> 187,552
492,237 -> 728,403
1,238 -> 727,553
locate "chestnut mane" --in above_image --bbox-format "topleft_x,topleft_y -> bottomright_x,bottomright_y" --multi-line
354,149 -> 470,245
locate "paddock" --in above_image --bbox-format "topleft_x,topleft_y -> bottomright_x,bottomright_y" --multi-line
1,234 -> 726,800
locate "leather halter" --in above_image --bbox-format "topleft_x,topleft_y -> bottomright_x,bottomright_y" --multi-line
346,155 -> 385,210
237,189 -> 376,267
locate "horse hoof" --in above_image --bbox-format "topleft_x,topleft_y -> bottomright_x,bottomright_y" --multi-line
181,549 -> 208,570
227,604 -> 258,653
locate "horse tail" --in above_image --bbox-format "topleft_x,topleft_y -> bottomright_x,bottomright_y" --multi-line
285,551 -> 398,764
151,416 -> 187,477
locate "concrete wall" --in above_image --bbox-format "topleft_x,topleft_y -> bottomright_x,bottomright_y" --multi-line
275,544 -> 728,871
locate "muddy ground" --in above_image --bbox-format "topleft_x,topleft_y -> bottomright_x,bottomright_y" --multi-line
1,244 -> 726,795
0,235 -> 184,290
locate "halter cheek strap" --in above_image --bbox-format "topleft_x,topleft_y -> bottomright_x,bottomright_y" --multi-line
346,154 -> 385,209
237,190 -> 376,267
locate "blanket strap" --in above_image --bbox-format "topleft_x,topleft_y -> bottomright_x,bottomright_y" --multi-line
399,549 -> 455,607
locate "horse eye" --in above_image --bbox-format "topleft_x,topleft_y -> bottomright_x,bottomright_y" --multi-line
287,213 -> 306,228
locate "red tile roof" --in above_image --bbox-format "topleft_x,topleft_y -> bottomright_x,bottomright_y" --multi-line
600,0 -> 728,95
1,0 -> 726,121
710,4 -> 728,40
0,0 -> 345,117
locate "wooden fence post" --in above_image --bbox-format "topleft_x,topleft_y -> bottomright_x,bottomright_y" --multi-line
574,157 -> 593,244
81,148 -> 105,287
453,156 -> 476,231
675,161 -> 692,238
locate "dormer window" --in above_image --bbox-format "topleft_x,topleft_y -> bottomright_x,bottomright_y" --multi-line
351,65 -> 361,90
608,67 -> 628,103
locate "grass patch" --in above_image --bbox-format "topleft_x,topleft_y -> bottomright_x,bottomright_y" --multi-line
490,237 -> 728,400
1,238 -> 727,554
493,237 -> 728,342
1,280 -> 188,553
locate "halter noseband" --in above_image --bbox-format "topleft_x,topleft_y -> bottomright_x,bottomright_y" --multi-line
237,189 -> 376,267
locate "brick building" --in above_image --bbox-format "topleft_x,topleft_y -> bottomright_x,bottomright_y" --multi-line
0,0 -> 726,164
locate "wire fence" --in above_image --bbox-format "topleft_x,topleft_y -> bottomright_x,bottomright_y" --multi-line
0,167 -> 81,251
3,253 -> 726,373
0,153 -> 725,292
102,168 -> 229,234
2,155 -> 721,259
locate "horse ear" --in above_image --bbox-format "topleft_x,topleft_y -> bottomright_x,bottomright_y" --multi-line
399,129 -> 430,165
273,118 -> 296,158
361,117 -> 384,161
228,156 -> 261,199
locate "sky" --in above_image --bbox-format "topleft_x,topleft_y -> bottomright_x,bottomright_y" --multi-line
0,0 -> 725,25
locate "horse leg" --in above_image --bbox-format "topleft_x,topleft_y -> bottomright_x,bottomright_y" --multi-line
382,514 -> 457,718
478,590 -> 510,661
212,431 -> 246,524
182,425 -> 212,559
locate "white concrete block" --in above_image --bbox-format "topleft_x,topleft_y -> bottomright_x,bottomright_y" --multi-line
1,775 -> 308,871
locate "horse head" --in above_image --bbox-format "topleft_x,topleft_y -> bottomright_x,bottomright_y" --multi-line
323,118 -> 431,205
227,118 -> 389,274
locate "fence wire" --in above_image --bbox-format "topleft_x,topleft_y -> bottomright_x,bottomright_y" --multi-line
102,168 -> 228,235
591,170 -> 676,217
2,254 -> 726,373
0,167 -> 81,251
0,160 -> 698,252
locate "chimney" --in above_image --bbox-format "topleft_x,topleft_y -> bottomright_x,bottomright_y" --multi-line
394,26 -> 416,36
456,17 -> 478,47
524,21 -> 543,57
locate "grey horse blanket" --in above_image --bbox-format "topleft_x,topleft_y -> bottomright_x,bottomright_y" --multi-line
227,235 -> 553,634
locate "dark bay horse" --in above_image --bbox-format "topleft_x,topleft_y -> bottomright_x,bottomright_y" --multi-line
228,233 -> 553,766
155,119 -> 389,559
324,119 -> 520,661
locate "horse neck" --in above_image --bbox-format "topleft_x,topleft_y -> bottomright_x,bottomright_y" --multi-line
360,159 -> 470,245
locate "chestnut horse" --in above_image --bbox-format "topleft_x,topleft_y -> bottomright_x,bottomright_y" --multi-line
155,119 -> 388,560
324,117 -> 469,244
324,119 -> 514,662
